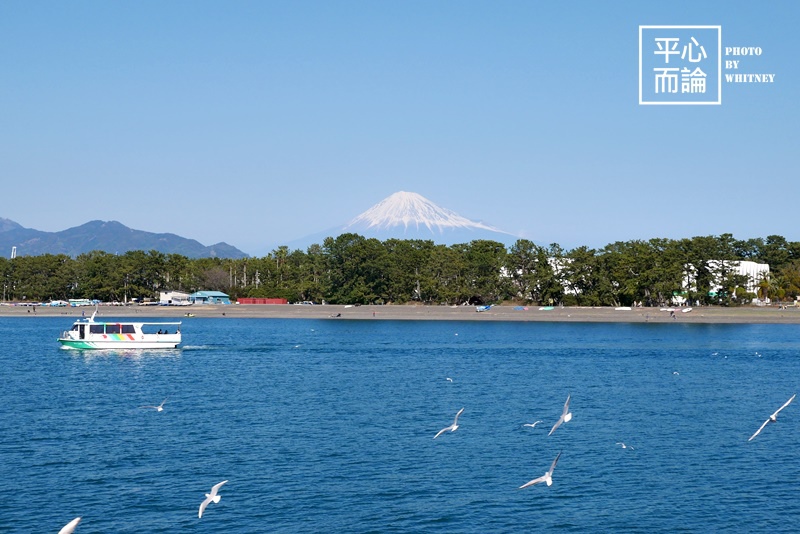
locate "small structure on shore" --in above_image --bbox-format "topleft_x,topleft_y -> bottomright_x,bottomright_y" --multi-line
160,291 -> 192,306
237,298 -> 288,305
189,291 -> 231,305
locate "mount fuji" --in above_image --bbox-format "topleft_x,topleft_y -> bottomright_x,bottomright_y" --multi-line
284,192 -> 522,250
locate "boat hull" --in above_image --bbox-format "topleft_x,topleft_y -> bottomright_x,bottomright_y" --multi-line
58,338 -> 180,350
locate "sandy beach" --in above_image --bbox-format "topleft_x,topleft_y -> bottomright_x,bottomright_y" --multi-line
2,303 -> 800,324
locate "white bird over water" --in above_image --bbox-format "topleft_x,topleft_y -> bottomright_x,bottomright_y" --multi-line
523,420 -> 543,428
548,394 -> 572,436
446,377 -> 454,382
140,398 -> 167,412
199,480 -> 228,518
519,451 -> 562,489
616,442 -> 634,450
434,408 -> 464,439
59,517 -> 81,534
749,394 -> 796,441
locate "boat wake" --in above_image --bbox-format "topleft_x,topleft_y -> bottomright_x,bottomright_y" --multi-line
66,348 -> 183,359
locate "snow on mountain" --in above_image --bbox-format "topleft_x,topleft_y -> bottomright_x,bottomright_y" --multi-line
279,192 -> 522,252
343,191 -> 502,234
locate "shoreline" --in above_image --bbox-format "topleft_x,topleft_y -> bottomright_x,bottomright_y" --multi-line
2,303 -> 800,324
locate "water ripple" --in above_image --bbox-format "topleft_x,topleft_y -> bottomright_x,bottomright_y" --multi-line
0,318 -> 798,532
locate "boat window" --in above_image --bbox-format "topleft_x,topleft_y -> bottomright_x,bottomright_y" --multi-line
121,324 -> 135,334
90,325 -> 104,334
106,324 -> 121,334
140,324 -> 178,335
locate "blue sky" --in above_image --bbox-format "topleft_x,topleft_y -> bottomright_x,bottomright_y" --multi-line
1,1 -> 797,256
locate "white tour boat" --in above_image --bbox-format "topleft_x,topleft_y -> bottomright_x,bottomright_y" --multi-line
58,309 -> 182,349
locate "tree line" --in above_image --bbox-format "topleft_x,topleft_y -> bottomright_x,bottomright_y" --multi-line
2,233 -> 800,307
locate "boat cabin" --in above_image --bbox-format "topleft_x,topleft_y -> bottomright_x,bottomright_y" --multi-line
59,315 -> 182,349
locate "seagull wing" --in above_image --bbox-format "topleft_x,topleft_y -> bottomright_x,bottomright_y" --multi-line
199,480 -> 228,517
519,474 -> 547,489
433,426 -> 450,439
59,517 -> 81,534
519,452 -> 562,489
210,480 -> 228,496
548,416 -> 564,436
548,451 -> 562,475
198,495 -> 212,518
434,409 -> 463,439
748,418 -> 771,441
453,408 -> 464,425
549,395 -> 571,436
773,393 -> 796,418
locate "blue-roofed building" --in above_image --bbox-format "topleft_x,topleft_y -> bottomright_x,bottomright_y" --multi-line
189,291 -> 231,305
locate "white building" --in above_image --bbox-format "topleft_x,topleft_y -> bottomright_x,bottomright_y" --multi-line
734,260 -> 771,294
159,291 -> 193,306
678,260 -> 769,304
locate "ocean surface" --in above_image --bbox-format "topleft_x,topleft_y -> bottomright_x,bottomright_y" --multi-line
1,317 -> 798,533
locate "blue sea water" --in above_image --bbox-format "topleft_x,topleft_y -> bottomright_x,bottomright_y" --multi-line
1,317 -> 799,533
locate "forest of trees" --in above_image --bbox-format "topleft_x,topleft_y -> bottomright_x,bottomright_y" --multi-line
2,233 -> 800,307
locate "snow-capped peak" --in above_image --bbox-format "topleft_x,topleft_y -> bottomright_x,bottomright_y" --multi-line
343,191 -> 503,234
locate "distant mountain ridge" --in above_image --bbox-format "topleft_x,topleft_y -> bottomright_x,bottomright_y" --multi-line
0,218 -> 248,259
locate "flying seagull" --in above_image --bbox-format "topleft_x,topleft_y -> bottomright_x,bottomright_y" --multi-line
434,408 -> 464,439
59,517 -> 81,534
519,451 -> 562,489
748,394 -> 796,441
199,480 -> 228,518
523,420 -> 543,428
548,394 -> 572,436
140,398 -> 167,412
616,442 -> 634,450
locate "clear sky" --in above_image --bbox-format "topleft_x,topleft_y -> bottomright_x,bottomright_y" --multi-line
1,1 -> 797,256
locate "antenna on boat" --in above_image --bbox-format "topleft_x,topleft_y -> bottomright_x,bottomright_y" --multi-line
89,304 -> 98,322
